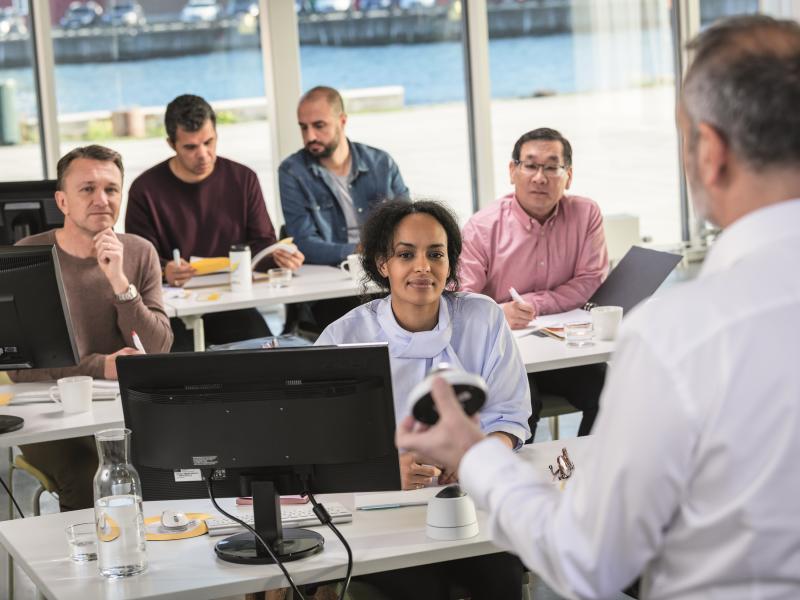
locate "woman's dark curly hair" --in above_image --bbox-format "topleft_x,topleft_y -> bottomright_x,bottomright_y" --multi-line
360,199 -> 462,292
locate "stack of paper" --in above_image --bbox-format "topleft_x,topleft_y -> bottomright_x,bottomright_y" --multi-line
10,380 -> 120,405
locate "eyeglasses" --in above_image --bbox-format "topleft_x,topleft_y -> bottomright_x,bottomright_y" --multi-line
548,447 -> 574,481
514,161 -> 566,179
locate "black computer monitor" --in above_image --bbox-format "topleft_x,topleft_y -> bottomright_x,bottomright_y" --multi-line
0,245 -> 80,433
0,245 -> 79,371
0,180 -> 62,245
117,346 -> 400,564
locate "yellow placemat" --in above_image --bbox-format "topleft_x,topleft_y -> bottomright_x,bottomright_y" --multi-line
190,257 -> 230,276
144,513 -> 211,541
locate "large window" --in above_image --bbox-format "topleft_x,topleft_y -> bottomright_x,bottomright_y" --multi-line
47,0 -> 274,227
6,0 -> 799,239
0,0 -> 44,181
488,0 -> 681,247
296,3 -> 474,222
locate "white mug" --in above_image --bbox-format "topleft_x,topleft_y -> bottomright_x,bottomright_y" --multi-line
590,306 -> 623,341
339,253 -> 365,283
49,376 -> 93,414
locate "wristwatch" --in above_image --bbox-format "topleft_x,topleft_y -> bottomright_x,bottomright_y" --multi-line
114,283 -> 139,303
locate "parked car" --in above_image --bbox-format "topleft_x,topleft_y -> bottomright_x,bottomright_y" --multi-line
102,1 -> 146,27
180,0 -> 222,23
226,0 -> 258,18
0,8 -> 27,37
313,0 -> 352,12
397,0 -> 436,7
59,1 -> 103,29
296,0 -> 350,13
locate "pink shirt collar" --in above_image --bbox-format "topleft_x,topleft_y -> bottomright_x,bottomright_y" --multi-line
509,194 -> 562,231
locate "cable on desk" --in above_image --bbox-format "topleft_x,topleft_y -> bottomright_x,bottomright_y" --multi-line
205,473 -> 306,600
0,475 -> 25,518
306,490 -> 353,600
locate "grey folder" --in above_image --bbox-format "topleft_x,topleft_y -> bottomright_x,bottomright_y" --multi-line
584,246 -> 682,314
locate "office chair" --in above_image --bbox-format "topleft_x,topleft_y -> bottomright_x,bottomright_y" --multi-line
538,393 -> 579,441
7,450 -> 58,600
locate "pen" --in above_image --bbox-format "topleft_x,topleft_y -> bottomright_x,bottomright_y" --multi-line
509,287 -> 525,304
131,330 -> 146,354
172,248 -> 181,267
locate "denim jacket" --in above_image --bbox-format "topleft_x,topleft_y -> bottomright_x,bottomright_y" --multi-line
279,140 -> 408,265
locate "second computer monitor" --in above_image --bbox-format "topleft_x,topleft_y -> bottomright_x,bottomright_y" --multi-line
0,180 -> 62,245
0,245 -> 79,371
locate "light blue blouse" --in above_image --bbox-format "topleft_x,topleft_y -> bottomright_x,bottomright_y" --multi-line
316,292 -> 531,444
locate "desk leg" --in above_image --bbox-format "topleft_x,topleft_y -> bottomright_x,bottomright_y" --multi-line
180,316 -> 206,352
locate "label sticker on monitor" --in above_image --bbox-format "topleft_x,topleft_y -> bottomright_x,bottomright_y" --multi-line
192,455 -> 218,466
173,469 -> 202,482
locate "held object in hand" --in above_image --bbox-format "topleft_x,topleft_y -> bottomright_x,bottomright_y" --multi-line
409,363 -> 487,425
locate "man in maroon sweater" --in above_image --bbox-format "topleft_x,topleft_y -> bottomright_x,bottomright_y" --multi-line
125,94 -> 304,349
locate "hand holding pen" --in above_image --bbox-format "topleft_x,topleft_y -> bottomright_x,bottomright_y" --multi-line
164,248 -> 196,287
131,330 -> 146,354
502,287 -> 536,330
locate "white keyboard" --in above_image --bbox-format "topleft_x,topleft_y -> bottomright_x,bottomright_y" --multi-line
205,502 -> 352,537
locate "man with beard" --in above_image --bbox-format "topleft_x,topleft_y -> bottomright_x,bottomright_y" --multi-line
126,94 -> 304,349
396,15 -> 800,599
279,86 -> 408,266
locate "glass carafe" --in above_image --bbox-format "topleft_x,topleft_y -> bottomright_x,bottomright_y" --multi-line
93,428 -> 148,578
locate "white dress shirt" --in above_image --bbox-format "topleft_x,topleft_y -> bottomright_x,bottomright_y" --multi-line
461,199 -> 800,599
316,292 -> 531,444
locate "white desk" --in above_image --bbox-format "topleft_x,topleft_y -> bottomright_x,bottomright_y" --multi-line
0,437 -> 589,600
163,265 -> 370,351
0,383 -> 124,448
515,333 -> 614,373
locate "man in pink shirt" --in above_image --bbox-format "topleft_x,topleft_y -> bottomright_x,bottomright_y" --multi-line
460,128 -> 608,438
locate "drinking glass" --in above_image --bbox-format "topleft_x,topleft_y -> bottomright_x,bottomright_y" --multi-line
564,322 -> 594,347
268,267 -> 292,288
66,522 -> 98,562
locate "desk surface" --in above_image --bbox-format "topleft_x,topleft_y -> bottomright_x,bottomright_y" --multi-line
0,437 -> 589,600
514,332 -> 614,373
164,265 -> 371,318
162,265 -> 614,368
0,383 -> 124,448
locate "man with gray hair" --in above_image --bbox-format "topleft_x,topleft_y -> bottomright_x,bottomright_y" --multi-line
396,15 -> 800,598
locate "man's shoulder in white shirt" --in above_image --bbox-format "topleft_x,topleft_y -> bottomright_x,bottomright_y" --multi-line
622,200 -> 800,373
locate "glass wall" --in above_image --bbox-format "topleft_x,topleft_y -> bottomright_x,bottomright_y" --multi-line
46,0 -> 273,227
296,2 -> 474,222
9,0 -> 799,240
0,0 -> 44,181
487,0 -> 681,249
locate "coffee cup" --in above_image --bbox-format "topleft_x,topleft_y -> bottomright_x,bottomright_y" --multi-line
590,306 -> 623,341
49,376 -> 93,414
339,253 -> 365,283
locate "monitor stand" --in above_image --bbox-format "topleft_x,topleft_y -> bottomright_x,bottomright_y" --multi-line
214,480 -> 324,565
